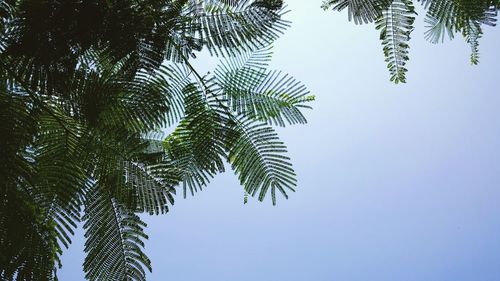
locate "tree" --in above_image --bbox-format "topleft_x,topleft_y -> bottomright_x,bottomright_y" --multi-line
0,0 -> 314,280
322,0 -> 500,83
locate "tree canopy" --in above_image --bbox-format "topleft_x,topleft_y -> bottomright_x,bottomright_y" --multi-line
0,0 -> 314,280
323,0 -> 500,83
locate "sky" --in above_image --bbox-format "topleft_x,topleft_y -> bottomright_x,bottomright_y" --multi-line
60,1 -> 500,280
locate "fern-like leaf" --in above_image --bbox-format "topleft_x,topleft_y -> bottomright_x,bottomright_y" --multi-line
173,0 -> 290,57
83,185 -> 151,281
163,83 -> 227,197
420,0 -> 498,64
322,0 -> 392,24
226,117 -> 296,205
375,0 -> 416,83
216,47 -> 314,126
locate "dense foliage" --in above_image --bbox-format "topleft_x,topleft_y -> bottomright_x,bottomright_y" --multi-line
0,0 -> 314,280
323,0 -> 500,83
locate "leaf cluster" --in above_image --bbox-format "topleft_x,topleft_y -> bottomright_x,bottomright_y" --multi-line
0,1 -> 313,280
323,0 -> 500,83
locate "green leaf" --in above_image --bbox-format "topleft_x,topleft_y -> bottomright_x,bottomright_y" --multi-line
375,0 -> 416,84
216,47 -> 314,126
322,0 -> 392,24
226,117 -> 296,205
83,185 -> 151,281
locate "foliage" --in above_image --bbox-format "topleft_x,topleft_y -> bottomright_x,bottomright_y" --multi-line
323,0 -> 500,83
0,0 -> 313,280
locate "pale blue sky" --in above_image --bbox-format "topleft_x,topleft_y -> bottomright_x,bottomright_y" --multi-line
60,1 -> 500,280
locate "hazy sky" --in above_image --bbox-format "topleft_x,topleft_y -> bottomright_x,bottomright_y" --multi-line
60,1 -> 500,280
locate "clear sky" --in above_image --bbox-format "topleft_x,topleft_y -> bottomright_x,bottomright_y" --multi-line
60,1 -> 500,280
